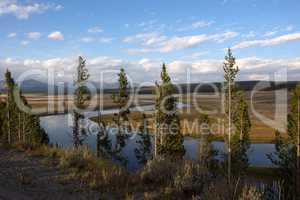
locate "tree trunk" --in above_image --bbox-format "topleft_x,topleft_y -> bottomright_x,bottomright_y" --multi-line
22,113 -> 26,143
7,109 -> 11,144
18,112 -> 21,141
240,116 -> 243,141
297,96 -> 300,199
7,93 -> 11,144
228,80 -> 231,185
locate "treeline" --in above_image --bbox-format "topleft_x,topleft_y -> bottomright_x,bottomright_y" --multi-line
135,80 -> 299,95
269,82 -> 300,199
98,48 -> 300,199
0,70 -> 48,147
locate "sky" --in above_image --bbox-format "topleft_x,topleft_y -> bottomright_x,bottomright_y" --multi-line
0,0 -> 300,84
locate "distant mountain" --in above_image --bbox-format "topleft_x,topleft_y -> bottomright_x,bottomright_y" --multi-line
135,81 -> 299,94
0,79 -> 298,94
0,79 -> 56,94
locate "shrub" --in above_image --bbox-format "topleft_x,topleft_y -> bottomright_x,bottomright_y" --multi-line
173,161 -> 210,193
239,186 -> 263,200
139,157 -> 176,184
59,147 -> 92,171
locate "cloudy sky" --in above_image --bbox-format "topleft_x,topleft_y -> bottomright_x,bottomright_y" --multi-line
1,0 -> 300,84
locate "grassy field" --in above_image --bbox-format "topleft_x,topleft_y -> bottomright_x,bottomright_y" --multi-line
1,90 -> 289,143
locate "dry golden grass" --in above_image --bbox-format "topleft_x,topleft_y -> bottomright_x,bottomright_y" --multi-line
1,90 -> 289,142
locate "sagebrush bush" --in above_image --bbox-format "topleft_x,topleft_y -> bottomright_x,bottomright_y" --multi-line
59,147 -> 92,171
139,157 -> 176,184
173,161 -> 209,193
239,186 -> 263,200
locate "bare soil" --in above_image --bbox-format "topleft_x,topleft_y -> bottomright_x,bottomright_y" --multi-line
0,148 -> 104,200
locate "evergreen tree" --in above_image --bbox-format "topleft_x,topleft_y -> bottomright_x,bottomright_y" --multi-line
269,82 -> 300,199
73,56 -> 90,147
2,70 -> 48,146
223,48 -> 239,184
231,91 -> 251,176
198,114 -> 218,175
155,63 -> 185,158
199,113 -> 210,136
0,96 -> 6,143
112,68 -> 130,135
4,69 -> 18,144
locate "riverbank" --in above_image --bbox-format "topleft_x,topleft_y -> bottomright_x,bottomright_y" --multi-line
90,110 -> 278,144
0,144 -> 279,199
0,146 -> 102,200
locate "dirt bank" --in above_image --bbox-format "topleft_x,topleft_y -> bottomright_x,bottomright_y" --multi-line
0,148 -> 103,200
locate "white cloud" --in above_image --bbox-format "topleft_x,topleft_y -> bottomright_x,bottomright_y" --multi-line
0,0 -> 62,19
286,25 -> 294,32
263,31 -> 277,37
177,20 -> 214,32
20,40 -> 29,46
7,32 -> 17,38
48,31 -> 64,40
139,20 -> 157,27
123,32 -> 164,44
182,51 -> 209,60
81,37 -> 94,43
98,37 -> 114,43
242,31 -> 256,39
81,37 -> 113,43
88,26 -> 103,33
125,31 -> 239,54
192,20 -> 214,29
27,32 -> 41,40
233,32 -> 300,49
2,56 -> 299,83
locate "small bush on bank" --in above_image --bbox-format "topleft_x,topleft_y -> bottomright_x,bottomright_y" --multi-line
173,161 -> 210,193
239,186 -> 263,200
59,147 -> 91,171
139,157 -> 176,184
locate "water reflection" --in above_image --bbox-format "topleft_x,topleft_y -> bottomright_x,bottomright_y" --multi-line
40,107 -> 276,171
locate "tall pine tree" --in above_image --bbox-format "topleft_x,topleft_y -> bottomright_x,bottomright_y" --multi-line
269,82 -> 300,199
155,63 -> 185,158
112,68 -> 130,135
223,48 -> 239,184
231,91 -> 251,177
73,56 -> 90,147
2,70 -> 48,146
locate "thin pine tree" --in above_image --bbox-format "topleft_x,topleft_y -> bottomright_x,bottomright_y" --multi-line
223,48 -> 239,184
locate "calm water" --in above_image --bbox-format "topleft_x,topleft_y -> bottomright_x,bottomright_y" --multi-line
40,105 -> 276,171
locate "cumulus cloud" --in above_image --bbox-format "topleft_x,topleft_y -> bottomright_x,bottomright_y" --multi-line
1,56 -> 300,83
48,31 -> 64,40
27,32 -> 41,40
125,31 -> 239,54
233,32 -> 300,49
7,32 -> 17,38
0,0 -> 62,19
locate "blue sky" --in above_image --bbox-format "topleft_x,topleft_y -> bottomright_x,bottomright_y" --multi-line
1,0 -> 300,83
